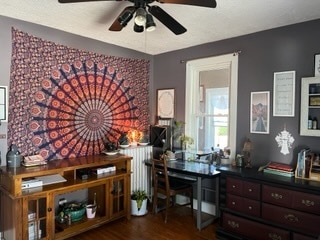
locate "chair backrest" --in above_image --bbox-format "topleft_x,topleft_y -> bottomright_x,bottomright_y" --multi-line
152,157 -> 170,196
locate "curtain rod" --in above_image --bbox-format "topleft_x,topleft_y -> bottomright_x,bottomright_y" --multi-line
180,50 -> 242,64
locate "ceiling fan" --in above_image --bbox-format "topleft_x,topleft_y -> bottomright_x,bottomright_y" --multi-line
58,0 -> 217,35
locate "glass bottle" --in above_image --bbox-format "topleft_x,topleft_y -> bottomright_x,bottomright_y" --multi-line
308,116 -> 312,129
312,117 -> 318,130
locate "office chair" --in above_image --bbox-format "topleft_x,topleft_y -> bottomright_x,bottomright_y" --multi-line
151,157 -> 194,223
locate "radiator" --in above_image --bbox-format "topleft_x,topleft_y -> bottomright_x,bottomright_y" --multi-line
119,145 -> 153,197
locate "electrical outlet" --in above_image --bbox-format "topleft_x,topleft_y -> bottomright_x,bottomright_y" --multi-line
0,134 -> 6,139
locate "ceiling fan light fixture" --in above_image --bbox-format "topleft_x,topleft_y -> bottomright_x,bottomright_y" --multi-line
145,14 -> 156,32
118,10 -> 133,27
134,7 -> 147,26
134,23 -> 144,33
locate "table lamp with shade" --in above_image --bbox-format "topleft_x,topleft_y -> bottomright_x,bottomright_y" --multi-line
243,138 -> 253,168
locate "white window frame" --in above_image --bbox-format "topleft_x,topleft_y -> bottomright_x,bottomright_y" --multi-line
185,53 -> 238,160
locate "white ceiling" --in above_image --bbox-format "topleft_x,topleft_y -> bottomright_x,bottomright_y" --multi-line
1,0 -> 320,55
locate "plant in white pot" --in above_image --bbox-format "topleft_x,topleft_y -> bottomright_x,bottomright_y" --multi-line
131,190 -> 148,216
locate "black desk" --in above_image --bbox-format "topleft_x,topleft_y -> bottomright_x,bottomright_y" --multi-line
145,159 -> 220,230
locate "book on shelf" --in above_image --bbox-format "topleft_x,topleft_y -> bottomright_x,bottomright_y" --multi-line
295,149 -> 312,178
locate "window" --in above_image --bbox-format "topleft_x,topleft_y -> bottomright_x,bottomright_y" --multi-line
185,53 -> 238,159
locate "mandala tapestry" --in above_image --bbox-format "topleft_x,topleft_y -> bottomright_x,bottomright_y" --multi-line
9,28 -> 150,160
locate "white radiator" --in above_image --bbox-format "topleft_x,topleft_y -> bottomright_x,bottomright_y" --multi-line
119,145 -> 153,197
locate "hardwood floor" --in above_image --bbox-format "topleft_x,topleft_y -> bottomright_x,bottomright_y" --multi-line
67,205 -> 218,240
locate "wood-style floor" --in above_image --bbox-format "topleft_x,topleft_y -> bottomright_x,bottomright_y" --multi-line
66,205 -> 218,240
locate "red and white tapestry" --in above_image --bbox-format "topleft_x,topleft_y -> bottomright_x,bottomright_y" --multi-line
9,28 -> 150,160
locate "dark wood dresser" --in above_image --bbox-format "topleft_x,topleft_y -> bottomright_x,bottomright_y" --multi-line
216,166 -> 320,240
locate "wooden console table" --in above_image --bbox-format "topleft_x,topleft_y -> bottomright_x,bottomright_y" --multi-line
0,154 -> 132,240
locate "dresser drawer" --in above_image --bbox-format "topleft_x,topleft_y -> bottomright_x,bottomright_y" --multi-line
262,203 -> 320,235
292,191 -> 320,214
227,194 -> 261,217
226,177 -> 243,195
292,232 -> 319,240
262,185 -> 293,207
222,212 -> 290,240
226,177 -> 260,200
242,180 -> 260,200
263,185 -> 320,214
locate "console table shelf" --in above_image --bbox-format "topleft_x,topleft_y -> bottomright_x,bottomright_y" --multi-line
0,154 -> 132,240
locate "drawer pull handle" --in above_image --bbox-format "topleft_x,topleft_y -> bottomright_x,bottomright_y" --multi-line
302,199 -> 314,207
227,220 -> 239,228
248,188 -> 252,192
248,206 -> 252,210
268,233 -> 282,240
285,214 -> 298,222
232,201 -> 236,205
271,193 -> 282,200
232,185 -> 236,188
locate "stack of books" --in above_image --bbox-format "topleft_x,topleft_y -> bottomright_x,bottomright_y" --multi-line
263,162 -> 295,177
22,155 -> 47,167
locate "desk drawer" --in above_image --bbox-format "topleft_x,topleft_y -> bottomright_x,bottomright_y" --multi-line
226,177 -> 260,200
227,194 -> 260,217
222,212 -> 290,240
262,203 -> 320,235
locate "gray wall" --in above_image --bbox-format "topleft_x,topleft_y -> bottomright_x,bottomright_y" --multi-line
153,19 -> 320,167
1,15 -> 320,167
0,15 -> 154,165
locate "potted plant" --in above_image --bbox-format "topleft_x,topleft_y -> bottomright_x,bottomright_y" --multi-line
131,190 -> 148,216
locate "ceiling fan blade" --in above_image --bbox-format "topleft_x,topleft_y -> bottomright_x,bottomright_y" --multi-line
156,0 -> 216,8
148,5 -> 186,35
109,6 -> 135,31
58,0 -> 120,3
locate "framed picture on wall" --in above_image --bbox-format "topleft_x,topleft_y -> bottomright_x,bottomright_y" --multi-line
157,88 -> 175,118
0,86 -> 7,122
273,71 -> 295,117
250,91 -> 270,134
315,53 -> 320,76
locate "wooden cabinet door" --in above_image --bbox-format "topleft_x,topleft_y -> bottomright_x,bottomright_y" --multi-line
109,176 -> 127,219
23,193 -> 53,240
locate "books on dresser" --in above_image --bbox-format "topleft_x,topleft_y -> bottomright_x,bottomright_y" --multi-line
263,162 -> 295,177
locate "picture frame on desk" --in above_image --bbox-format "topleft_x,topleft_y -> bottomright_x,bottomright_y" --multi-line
314,53 -> 320,76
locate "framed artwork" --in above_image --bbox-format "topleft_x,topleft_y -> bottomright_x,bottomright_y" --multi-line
273,71 -> 295,117
157,88 -> 175,118
0,86 -> 7,122
250,91 -> 270,134
315,53 -> 320,76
